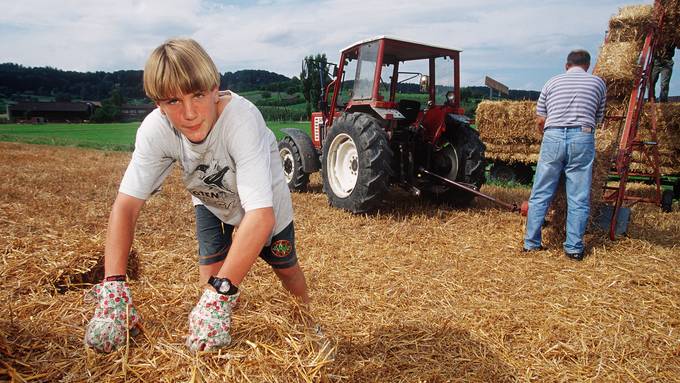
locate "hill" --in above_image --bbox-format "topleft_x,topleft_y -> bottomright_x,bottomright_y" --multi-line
0,63 -> 299,102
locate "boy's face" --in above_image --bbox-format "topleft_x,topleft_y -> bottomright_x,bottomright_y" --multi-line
157,87 -> 219,143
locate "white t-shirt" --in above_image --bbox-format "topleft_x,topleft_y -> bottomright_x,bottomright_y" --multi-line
119,92 -> 294,238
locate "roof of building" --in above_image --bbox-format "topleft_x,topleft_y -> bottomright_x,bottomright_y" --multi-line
8,101 -> 95,112
121,103 -> 156,110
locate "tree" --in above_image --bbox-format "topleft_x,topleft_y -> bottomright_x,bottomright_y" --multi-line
92,88 -> 126,122
286,80 -> 300,95
300,54 -> 331,117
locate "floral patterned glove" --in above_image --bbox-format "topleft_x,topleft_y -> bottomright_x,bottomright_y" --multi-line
185,289 -> 239,352
84,281 -> 142,353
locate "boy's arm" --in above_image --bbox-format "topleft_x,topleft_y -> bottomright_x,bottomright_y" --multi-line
214,207 -> 275,286
104,192 -> 146,277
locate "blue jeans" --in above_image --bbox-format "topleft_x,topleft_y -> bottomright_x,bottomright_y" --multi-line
524,126 -> 595,253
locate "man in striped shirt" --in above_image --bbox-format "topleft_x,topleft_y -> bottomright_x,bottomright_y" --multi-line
523,49 -> 607,261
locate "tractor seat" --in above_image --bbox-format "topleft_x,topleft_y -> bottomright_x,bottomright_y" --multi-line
397,99 -> 421,125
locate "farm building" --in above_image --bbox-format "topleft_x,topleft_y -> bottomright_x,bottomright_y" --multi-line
8,101 -> 99,123
7,101 -> 156,123
120,103 -> 155,122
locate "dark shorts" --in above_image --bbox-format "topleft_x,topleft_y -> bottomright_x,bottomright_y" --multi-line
195,205 -> 298,269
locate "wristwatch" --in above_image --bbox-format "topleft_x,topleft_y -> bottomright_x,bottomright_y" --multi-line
103,275 -> 126,282
207,276 -> 239,295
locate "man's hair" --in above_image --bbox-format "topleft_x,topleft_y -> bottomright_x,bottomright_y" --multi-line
566,50 -> 591,67
143,38 -> 220,101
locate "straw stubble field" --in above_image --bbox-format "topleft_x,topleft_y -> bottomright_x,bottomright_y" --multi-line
1,141 -> 679,382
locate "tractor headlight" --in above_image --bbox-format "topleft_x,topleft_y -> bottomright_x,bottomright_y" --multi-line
445,91 -> 455,105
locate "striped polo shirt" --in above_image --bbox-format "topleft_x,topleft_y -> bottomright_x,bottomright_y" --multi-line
537,66 -> 607,130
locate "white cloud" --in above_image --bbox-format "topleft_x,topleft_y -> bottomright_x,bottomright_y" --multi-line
3,0 -> 676,93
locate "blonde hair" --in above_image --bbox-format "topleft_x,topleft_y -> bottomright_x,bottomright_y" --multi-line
143,38 -> 220,101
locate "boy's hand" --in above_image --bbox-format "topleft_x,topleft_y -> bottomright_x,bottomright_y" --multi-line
185,289 -> 238,352
84,281 -> 142,353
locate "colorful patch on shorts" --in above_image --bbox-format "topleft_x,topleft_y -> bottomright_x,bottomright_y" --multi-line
271,240 -> 292,258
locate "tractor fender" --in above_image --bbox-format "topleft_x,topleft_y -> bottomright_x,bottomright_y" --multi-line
280,128 -> 320,173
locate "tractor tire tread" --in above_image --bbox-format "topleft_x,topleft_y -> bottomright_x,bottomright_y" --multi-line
279,136 -> 310,192
322,112 -> 392,213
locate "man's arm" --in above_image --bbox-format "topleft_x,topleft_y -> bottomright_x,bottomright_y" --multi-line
596,81 -> 607,123
536,115 -> 546,135
214,207 -> 275,286
104,192 -> 146,277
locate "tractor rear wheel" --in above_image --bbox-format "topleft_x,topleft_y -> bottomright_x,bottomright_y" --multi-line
321,112 -> 392,213
425,127 -> 486,206
278,136 -> 309,192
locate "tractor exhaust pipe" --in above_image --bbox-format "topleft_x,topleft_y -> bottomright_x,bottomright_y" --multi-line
419,167 -> 525,214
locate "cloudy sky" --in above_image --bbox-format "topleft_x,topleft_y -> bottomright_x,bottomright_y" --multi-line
1,0 -> 677,94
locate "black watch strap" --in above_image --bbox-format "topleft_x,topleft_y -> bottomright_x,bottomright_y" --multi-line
208,276 -> 239,295
103,275 -> 126,282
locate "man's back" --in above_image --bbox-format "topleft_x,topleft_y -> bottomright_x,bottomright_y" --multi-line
537,67 -> 607,130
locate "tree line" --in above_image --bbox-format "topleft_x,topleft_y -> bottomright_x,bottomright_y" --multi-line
0,63 -> 300,102
1,61 -> 538,122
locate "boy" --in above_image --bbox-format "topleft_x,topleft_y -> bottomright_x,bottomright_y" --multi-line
85,38 -> 310,352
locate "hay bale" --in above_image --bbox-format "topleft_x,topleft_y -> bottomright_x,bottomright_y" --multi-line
606,102 -> 680,175
594,42 -> 641,100
476,100 -> 539,145
476,100 -> 539,164
484,143 -> 541,164
603,101 -> 628,121
608,4 -> 654,43
542,179 -> 568,248
659,0 -> 680,47
638,102 -> 680,150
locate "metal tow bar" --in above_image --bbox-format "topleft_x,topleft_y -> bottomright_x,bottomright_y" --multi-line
419,167 -> 528,215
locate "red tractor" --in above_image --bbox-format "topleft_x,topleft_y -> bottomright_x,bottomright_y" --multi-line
278,36 -> 486,213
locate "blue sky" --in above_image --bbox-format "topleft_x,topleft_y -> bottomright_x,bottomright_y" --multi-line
1,0 -> 677,94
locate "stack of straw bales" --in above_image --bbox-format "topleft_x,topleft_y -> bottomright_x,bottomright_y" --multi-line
659,0 -> 680,47
476,100 -> 540,163
598,101 -> 680,175
594,5 -> 654,101
632,102 -> 680,174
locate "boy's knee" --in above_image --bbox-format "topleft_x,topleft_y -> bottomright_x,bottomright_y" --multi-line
274,264 -> 301,279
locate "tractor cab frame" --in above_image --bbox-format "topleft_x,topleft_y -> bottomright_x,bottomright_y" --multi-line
314,36 -> 465,149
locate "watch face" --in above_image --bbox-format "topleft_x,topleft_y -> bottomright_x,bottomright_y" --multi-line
218,280 -> 231,294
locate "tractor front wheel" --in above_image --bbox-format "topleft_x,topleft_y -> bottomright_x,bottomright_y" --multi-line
278,136 -> 309,192
321,113 -> 392,213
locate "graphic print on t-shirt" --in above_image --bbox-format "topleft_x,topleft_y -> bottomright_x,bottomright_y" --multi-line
186,157 -> 239,211
195,163 -> 234,192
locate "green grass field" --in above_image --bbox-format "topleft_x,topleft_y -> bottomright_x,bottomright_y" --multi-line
0,123 -> 140,151
0,121 -> 309,151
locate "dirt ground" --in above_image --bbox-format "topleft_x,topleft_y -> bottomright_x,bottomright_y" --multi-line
1,141 -> 679,382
